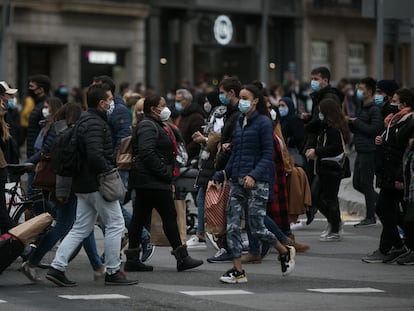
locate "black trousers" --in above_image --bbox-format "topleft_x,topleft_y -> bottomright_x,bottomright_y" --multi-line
317,170 -> 342,233
128,188 -> 182,250
376,188 -> 405,253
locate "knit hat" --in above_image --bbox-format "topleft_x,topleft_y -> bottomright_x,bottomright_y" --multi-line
376,80 -> 398,97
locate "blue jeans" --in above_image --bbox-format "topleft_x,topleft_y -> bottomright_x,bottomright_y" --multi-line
52,192 -> 124,274
247,215 -> 287,255
227,181 -> 276,258
196,186 -> 206,234
29,196 -> 102,270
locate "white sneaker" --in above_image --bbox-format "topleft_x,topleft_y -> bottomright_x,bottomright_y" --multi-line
279,245 -> 296,276
186,235 -> 207,249
290,221 -> 303,231
205,232 -> 219,251
320,223 -> 331,238
21,262 -> 41,282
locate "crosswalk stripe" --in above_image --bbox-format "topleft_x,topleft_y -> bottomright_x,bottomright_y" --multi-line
59,294 -> 130,300
307,287 -> 384,293
180,290 -> 253,296
0,300 -> 6,303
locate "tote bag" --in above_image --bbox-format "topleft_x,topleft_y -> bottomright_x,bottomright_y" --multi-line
32,153 -> 56,191
204,177 -> 229,235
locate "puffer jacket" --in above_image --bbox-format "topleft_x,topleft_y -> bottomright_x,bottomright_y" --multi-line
72,109 -> 114,193
108,95 -> 132,160
351,102 -> 383,153
129,115 -> 174,190
224,111 -> 274,184
26,95 -> 47,158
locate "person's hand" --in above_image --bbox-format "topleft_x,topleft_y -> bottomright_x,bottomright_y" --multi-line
212,170 -> 224,184
192,131 -> 206,144
222,143 -> 231,151
243,176 -> 255,189
395,181 -> 404,190
375,135 -> 383,145
305,148 -> 316,160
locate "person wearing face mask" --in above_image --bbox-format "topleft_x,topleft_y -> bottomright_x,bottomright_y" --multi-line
349,77 -> 384,228
125,94 -> 203,273
361,88 -> 414,263
374,79 -> 399,119
212,85 -> 295,283
305,99 -> 352,241
46,84 -> 138,287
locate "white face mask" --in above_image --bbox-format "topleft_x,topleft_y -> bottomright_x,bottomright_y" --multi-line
270,108 -> 277,121
42,107 -> 49,118
107,100 -> 115,115
159,107 -> 171,121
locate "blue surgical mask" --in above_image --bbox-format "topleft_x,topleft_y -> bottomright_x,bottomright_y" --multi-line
374,94 -> 384,106
294,86 -> 300,94
310,80 -> 321,92
318,112 -> 325,121
356,89 -> 364,101
219,93 -> 230,105
279,107 -> 289,117
175,102 -> 183,112
238,99 -> 252,114
7,98 -> 16,109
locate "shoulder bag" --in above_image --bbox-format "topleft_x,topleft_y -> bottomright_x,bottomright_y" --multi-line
98,168 -> 126,202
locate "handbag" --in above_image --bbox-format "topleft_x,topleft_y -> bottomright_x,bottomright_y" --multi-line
9,212 -> 54,244
320,132 -> 351,178
116,136 -> 133,171
97,168 -> 126,202
204,173 -> 230,235
32,153 -> 56,191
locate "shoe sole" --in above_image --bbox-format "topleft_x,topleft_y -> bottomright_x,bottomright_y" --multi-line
45,274 -> 77,287
383,252 -> 410,264
354,224 -> 376,228
219,277 -> 248,284
319,238 -> 342,242
205,233 -> 220,251
142,246 -> 156,263
105,280 -> 139,286
361,259 -> 384,263
186,244 -> 207,249
207,259 -> 233,263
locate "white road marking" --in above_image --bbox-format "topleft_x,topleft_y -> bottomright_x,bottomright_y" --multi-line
59,294 -> 130,300
307,287 -> 384,293
0,300 -> 6,303
180,290 -> 253,296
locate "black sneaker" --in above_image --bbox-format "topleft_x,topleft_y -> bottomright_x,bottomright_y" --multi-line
105,270 -> 139,286
383,246 -> 410,264
219,267 -> 247,284
354,217 -> 376,228
361,249 -> 387,263
397,250 -> 414,265
279,245 -> 296,276
46,267 -> 77,287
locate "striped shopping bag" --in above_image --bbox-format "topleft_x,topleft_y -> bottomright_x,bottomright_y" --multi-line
204,179 -> 229,235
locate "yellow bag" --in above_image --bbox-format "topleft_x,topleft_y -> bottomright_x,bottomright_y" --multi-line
9,212 -> 53,244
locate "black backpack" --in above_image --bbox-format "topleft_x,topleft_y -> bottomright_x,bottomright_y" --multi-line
51,119 -> 84,177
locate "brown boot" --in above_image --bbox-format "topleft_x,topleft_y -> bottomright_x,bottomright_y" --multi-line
286,234 -> 310,253
241,253 -> 262,264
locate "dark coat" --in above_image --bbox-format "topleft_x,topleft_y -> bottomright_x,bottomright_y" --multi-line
72,109 -> 114,194
314,124 -> 344,174
178,103 -> 205,161
26,95 -> 47,158
108,95 -> 132,160
280,97 -> 305,150
224,111 -> 274,184
129,116 -> 174,190
350,102 -> 383,153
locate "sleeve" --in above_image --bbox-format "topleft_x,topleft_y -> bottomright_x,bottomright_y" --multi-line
315,128 -> 343,158
352,107 -> 384,138
82,120 -> 111,174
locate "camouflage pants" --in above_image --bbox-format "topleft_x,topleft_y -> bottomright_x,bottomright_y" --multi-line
226,181 -> 277,258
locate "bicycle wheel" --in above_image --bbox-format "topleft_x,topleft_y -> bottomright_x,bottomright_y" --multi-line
11,202 -> 34,223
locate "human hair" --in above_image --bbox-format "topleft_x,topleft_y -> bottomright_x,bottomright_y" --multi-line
29,74 -> 51,94
119,81 -> 129,94
93,75 -> 116,94
396,88 -> 414,109
54,102 -> 82,125
86,84 -> 110,108
132,97 -> 145,127
359,77 -> 376,96
319,98 -> 351,144
241,84 -> 268,116
143,94 -> 162,115
176,88 -> 193,102
311,67 -> 331,82
219,76 -> 242,96
43,97 -> 63,136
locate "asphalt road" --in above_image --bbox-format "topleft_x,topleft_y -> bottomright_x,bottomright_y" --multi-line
1,215 -> 413,311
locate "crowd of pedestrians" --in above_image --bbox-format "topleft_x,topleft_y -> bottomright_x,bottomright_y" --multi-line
0,66 -> 413,289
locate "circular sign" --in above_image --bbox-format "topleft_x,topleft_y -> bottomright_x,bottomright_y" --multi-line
214,15 -> 233,45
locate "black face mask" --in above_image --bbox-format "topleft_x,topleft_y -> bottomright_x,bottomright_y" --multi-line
28,89 -> 37,98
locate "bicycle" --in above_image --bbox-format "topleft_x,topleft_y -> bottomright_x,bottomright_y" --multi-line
6,163 -> 48,223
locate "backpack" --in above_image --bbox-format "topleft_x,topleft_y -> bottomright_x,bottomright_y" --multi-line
51,118 -> 85,177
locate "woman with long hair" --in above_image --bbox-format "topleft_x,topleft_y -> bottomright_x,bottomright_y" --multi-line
305,98 -> 351,242
212,85 -> 295,283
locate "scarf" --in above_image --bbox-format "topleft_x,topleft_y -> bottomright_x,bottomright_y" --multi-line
383,107 -> 411,128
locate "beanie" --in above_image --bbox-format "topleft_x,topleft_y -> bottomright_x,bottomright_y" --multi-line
376,80 -> 399,97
